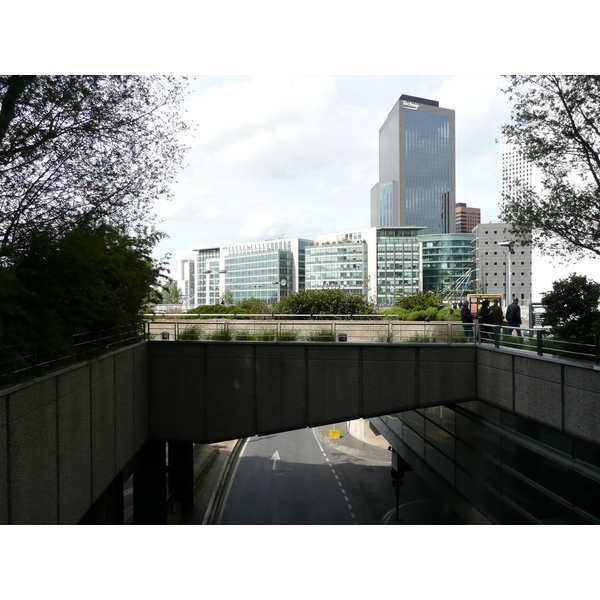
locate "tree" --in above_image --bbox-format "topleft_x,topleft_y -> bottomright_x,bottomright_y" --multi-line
541,274 -> 600,342
277,289 -> 374,315
500,76 -> 600,260
0,221 -> 165,354
395,291 -> 444,311
0,75 -> 189,261
159,280 -> 182,304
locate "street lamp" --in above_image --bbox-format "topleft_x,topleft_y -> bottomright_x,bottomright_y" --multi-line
272,279 -> 287,303
498,241 -> 515,307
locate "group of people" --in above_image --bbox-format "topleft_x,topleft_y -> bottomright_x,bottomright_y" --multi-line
461,298 -> 522,341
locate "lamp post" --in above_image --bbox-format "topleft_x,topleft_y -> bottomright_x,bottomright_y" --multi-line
498,241 -> 515,307
202,269 -> 227,304
272,279 -> 287,303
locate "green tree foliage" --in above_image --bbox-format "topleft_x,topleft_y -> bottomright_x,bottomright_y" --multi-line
500,76 -> 600,260
236,297 -> 272,313
541,274 -> 600,342
0,75 -> 189,261
0,221 -> 164,354
277,289 -> 374,315
159,280 -> 182,304
395,291 -> 444,312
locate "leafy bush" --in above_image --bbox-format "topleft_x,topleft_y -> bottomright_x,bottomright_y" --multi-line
305,329 -> 336,342
180,325 -> 203,340
277,289 -> 374,315
395,291 -> 444,312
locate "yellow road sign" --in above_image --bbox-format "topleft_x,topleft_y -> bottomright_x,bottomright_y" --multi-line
329,430 -> 340,439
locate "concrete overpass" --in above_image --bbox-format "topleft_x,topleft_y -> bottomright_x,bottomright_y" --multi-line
2,339 -> 599,524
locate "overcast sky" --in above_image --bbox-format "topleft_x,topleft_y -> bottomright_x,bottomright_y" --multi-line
151,74 -> 598,301
153,74 -> 512,263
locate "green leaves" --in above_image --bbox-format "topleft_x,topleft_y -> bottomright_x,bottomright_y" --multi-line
541,274 -> 600,342
500,75 -> 600,259
277,288 -> 374,315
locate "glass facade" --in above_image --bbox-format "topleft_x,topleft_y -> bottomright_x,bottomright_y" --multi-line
379,182 -> 395,227
405,109 -> 452,233
376,228 -> 420,305
305,242 -> 367,294
378,401 -> 600,524
195,248 -> 221,305
419,233 -> 475,295
224,250 -> 293,303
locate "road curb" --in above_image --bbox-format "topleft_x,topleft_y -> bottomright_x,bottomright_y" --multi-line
202,438 -> 245,524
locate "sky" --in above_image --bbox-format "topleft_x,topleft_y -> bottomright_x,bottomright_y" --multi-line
151,74 -> 598,301
154,74 -> 511,266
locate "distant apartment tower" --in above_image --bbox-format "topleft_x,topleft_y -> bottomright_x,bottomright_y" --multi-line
370,94 -> 456,234
178,259 -> 195,304
500,132 -> 542,210
455,202 -> 481,233
473,222 -> 532,307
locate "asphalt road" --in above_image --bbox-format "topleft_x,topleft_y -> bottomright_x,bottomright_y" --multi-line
217,427 -> 394,525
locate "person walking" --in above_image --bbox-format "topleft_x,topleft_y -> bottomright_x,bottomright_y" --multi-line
461,300 -> 474,340
479,299 -> 493,341
505,297 -> 523,339
491,300 -> 503,338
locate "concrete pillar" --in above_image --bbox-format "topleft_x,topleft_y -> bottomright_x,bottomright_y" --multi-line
133,442 -> 167,524
168,442 -> 195,514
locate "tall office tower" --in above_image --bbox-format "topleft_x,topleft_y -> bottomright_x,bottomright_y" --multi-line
370,94 -> 456,234
455,202 -> 481,233
500,132 -> 541,210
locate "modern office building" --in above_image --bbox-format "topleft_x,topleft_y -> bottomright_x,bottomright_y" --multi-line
455,202 -> 481,233
419,233 -> 475,297
312,227 -> 424,305
371,94 -> 456,234
193,237 -> 313,305
305,240 -> 368,296
473,222 -> 533,307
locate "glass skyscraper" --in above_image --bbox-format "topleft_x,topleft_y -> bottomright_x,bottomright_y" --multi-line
371,94 -> 456,234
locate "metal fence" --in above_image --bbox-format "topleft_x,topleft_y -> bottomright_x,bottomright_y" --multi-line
146,316 -> 600,365
2,318 -> 598,386
0,324 -> 145,386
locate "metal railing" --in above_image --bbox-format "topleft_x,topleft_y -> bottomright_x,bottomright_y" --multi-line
145,317 -> 600,365
0,324 -> 145,386
2,319 -> 598,386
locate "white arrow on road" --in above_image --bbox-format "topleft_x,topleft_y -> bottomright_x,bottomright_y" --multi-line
271,451 -> 281,470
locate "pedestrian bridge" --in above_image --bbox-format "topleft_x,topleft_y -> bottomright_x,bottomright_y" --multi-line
2,339 -> 600,523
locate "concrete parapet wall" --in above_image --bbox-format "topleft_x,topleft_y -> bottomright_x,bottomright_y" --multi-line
477,346 -> 600,446
2,339 -> 600,524
147,341 -> 478,443
0,343 -> 147,525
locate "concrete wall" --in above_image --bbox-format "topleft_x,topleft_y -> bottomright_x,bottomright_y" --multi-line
0,344 -> 147,525
477,347 -> 600,446
147,341 -> 478,443
2,339 -> 600,524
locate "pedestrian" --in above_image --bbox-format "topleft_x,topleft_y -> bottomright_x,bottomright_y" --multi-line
491,300 -> 503,337
479,299 -> 493,340
461,300 -> 474,341
505,297 -> 523,339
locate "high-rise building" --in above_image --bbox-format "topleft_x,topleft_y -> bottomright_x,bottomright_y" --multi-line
473,222 -> 532,307
455,202 -> 481,233
500,132 -> 542,210
371,94 -> 456,234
